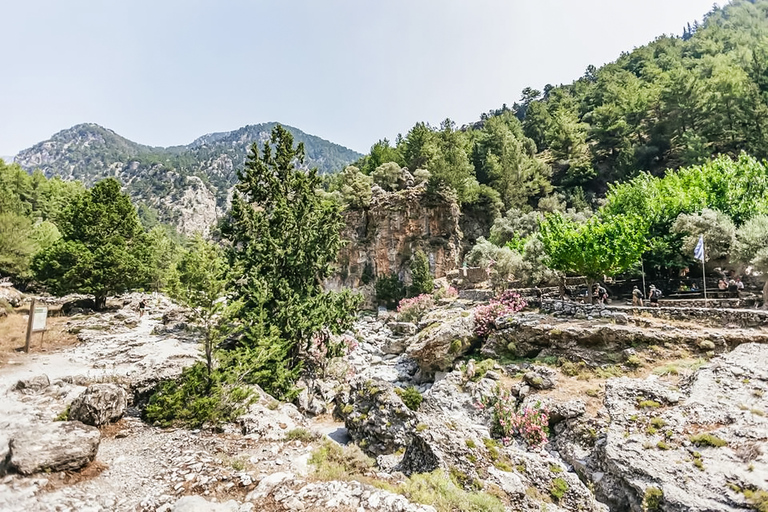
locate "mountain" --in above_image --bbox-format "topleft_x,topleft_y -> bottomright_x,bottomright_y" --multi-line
14,122 -> 362,234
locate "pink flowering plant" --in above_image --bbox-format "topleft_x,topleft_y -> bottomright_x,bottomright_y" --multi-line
434,285 -> 459,301
305,330 -> 358,378
473,290 -> 527,338
478,387 -> 549,449
397,294 -> 435,323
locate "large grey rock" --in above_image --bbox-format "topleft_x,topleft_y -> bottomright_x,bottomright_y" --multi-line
172,495 -> 251,512
69,383 -> 127,426
523,365 -> 558,390
401,370 -> 607,512
9,421 -> 100,474
406,310 -> 475,374
0,433 -> 9,475
14,374 -> 50,392
585,343 -> 768,512
337,378 -> 417,456
238,398 -> 304,441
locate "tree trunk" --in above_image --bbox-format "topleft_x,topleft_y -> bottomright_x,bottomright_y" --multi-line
589,279 -> 596,305
94,294 -> 107,311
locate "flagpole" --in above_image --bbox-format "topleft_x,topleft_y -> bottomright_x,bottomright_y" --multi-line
702,240 -> 708,308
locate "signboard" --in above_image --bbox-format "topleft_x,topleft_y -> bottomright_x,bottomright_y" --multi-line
31,306 -> 48,332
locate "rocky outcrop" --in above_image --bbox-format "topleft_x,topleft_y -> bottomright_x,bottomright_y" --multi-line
406,308 -> 475,375
337,379 -> 417,456
326,186 -> 462,305
171,495 -> 253,512
245,473 -> 437,512
69,383 -> 128,427
399,370 -> 607,512
9,421 -> 100,475
554,343 -> 768,512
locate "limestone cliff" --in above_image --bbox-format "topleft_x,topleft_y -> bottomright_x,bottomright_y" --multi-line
326,185 -> 462,299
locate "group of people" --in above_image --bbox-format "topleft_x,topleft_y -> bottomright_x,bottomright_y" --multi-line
632,284 -> 663,307
718,276 -> 744,297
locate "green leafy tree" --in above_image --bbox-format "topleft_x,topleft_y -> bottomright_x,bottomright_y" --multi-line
733,214 -> 768,303
539,213 -> 647,303
671,208 -> 736,262
222,124 -> 360,399
168,235 -> 229,378
32,178 -> 149,310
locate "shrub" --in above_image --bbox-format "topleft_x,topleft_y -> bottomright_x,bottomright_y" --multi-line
434,285 -> 459,301
284,428 -> 315,442
473,290 -> 527,338
309,439 -> 374,481
395,386 -> 423,411
479,387 -> 549,448
743,489 -> 768,512
376,273 -> 406,309
397,294 -> 435,323
409,250 -> 434,296
550,477 -> 568,501
400,469 -> 505,512
144,361 -> 253,428
644,487 -> 663,511
689,433 -> 728,447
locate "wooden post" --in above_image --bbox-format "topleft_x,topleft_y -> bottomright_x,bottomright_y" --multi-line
25,297 -> 36,353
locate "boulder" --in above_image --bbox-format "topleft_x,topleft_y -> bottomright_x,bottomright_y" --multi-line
0,433 -> 9,475
336,378 -> 417,456
389,322 -> 417,337
69,383 -> 128,426
62,297 -> 95,315
523,366 -> 558,390
585,343 -> 768,511
9,421 -> 100,474
406,310 -> 475,374
172,496 -> 251,512
239,400 -> 304,441
14,374 -> 50,393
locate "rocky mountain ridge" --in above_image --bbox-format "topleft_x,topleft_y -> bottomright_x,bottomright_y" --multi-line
13,123 -> 362,234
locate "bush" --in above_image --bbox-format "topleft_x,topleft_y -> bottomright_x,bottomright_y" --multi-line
400,469 -> 505,512
644,487 -> 663,511
479,386 -> 549,449
395,386 -> 423,411
144,361 -> 253,428
284,428 -> 316,442
397,294 -> 434,323
474,290 -> 527,338
309,439 -> 374,481
376,273 -> 406,309
409,250 -> 434,296
550,477 -> 568,501
689,433 -> 728,447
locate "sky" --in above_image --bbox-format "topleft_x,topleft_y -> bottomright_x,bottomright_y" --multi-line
1,0 -> 719,157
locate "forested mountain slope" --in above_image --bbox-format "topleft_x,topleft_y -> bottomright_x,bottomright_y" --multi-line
14,123 -> 362,232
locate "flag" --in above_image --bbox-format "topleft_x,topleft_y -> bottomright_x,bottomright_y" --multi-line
694,235 -> 705,262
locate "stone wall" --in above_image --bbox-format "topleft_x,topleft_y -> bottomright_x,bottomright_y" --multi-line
539,298 -> 768,328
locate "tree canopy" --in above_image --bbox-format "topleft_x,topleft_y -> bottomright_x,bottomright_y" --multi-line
32,178 -> 150,309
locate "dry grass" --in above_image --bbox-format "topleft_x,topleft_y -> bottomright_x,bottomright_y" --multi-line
41,460 -> 109,491
0,309 -> 79,365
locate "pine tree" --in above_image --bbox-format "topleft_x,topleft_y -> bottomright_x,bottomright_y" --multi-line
222,125 -> 359,399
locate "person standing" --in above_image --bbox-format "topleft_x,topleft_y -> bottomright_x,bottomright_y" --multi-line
632,286 -> 644,307
138,299 -> 147,318
649,284 -> 662,307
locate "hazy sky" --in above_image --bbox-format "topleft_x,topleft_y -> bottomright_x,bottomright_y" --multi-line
2,0 -> 718,156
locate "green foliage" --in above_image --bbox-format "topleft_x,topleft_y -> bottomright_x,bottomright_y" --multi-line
222,125 -> 360,400
375,273 -> 406,309
144,361 -> 253,428
743,488 -> 768,512
539,212 -> 646,298
671,208 -> 736,261
167,235 -> 230,377
395,386 -> 423,411
284,428 -> 316,442
689,433 -> 728,447
309,439 -> 375,480
32,178 -> 149,309
733,214 -> 768,279
399,469 -> 505,512
644,486 -> 663,511
409,250 -> 434,296
550,477 -> 569,501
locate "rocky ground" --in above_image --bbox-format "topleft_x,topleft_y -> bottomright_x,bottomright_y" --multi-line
0,293 -> 766,511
